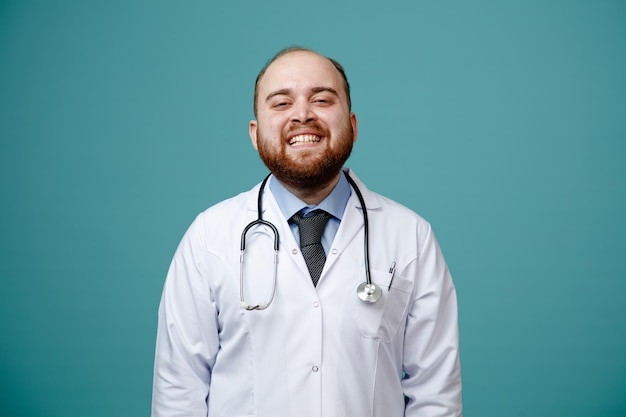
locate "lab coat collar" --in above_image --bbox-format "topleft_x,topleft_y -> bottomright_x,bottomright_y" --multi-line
243,167 -> 383,213
341,167 -> 382,211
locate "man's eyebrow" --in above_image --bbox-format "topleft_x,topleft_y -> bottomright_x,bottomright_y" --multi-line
311,86 -> 339,96
265,88 -> 292,102
265,86 -> 340,102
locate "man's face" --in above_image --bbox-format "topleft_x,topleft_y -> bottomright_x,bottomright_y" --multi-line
249,51 -> 358,189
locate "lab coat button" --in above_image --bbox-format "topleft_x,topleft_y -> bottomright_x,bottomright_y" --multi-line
331,248 -> 338,255
313,301 -> 320,308
312,366 -> 319,372
292,248 -> 298,255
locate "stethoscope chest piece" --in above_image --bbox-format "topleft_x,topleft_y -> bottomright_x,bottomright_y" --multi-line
357,282 -> 382,303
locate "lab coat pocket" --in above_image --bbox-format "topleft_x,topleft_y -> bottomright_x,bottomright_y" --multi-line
353,270 -> 414,342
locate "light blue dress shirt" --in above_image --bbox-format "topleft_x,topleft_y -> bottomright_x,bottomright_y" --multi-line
269,172 -> 351,254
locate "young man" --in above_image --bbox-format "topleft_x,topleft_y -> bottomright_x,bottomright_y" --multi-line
152,47 -> 462,417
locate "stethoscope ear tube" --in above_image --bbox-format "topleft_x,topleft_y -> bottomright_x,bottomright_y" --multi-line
240,219 -> 279,251
240,174 -> 279,310
241,174 -> 278,252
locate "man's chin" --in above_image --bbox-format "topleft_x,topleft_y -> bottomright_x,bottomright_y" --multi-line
274,163 -> 342,189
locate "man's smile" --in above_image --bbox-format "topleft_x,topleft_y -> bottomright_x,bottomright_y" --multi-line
289,134 -> 322,146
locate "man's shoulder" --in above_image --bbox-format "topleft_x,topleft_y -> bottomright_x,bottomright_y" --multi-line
343,167 -> 431,227
180,183 -> 260,245
365,187 -> 429,224
197,183 -> 259,220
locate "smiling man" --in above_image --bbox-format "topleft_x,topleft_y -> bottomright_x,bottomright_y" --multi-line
152,47 -> 462,417
250,49 -> 356,203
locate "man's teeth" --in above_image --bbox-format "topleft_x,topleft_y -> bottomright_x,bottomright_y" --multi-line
289,134 -> 321,145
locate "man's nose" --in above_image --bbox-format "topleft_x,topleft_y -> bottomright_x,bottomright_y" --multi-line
291,100 -> 316,123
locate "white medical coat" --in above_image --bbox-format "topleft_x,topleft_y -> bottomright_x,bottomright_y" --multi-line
152,169 -> 462,417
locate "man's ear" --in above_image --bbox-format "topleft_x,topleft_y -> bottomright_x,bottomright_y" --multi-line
249,120 -> 258,150
351,112 -> 358,143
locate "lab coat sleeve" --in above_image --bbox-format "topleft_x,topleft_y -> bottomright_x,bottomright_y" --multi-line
152,217 -> 219,417
402,222 -> 462,417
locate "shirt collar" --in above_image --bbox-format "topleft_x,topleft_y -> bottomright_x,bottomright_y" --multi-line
269,172 -> 352,220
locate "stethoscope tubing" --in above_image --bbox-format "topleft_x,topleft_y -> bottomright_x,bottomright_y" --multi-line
239,172 -> 380,310
239,174 -> 278,310
240,174 -> 278,252
344,173 -> 372,289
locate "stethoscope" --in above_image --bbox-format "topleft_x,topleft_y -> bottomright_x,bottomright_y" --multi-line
239,172 -> 383,311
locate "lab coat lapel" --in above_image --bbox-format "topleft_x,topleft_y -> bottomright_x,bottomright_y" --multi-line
320,170 -> 382,283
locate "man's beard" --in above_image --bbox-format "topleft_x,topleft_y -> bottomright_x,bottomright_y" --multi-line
256,120 -> 354,190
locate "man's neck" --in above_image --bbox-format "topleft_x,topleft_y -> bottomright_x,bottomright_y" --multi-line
276,172 -> 342,206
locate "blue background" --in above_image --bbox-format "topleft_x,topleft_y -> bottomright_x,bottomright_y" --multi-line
1,1 -> 625,416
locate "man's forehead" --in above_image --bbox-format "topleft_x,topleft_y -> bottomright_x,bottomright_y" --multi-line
259,51 -> 343,90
